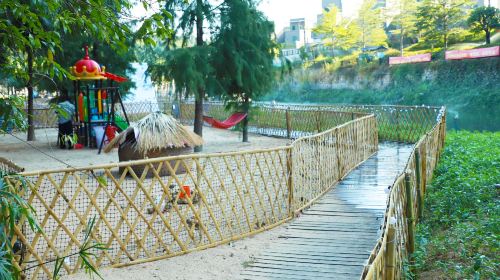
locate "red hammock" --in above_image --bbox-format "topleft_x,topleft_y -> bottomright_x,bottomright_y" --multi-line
203,113 -> 247,129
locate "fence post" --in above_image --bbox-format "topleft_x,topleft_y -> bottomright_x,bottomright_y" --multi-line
421,142 -> 427,194
385,223 -> 396,280
286,108 -> 291,139
287,148 -> 294,216
335,128 -> 342,180
396,109 -> 400,142
404,172 -> 415,265
316,111 -> 321,132
415,148 -> 423,220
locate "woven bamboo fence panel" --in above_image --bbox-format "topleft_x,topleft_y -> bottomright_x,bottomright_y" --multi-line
7,114 -> 378,280
177,102 -> 440,142
115,102 -> 173,122
291,115 -> 378,210
362,107 -> 446,280
0,157 -> 24,174
31,109 -> 58,129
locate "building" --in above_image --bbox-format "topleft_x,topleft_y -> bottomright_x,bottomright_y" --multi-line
476,0 -> 500,8
277,18 -> 317,49
322,0 -> 342,11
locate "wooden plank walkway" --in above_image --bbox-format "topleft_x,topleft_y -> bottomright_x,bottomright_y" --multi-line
242,142 -> 413,280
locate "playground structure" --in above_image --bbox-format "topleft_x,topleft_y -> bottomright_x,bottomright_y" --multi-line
69,46 -> 130,152
4,103 -> 446,280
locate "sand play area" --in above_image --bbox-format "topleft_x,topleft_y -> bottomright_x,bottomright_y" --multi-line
1,126 -> 292,280
0,126 -> 290,172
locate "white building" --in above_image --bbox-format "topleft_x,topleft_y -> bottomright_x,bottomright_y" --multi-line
277,18 -> 317,49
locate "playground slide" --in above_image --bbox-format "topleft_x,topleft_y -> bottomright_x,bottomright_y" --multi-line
114,115 -> 129,131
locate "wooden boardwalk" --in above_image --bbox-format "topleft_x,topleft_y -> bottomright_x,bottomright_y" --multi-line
242,142 -> 413,280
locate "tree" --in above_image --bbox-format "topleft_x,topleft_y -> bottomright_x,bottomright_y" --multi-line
468,6 -> 500,44
313,6 -> 361,51
0,0 -> 170,140
159,0 -> 217,152
357,0 -> 388,49
212,0 -> 276,142
416,0 -> 472,50
392,0 -> 418,55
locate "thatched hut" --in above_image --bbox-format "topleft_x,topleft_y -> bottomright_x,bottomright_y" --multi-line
105,112 -> 203,177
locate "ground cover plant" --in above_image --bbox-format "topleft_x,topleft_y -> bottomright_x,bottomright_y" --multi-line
414,131 -> 500,279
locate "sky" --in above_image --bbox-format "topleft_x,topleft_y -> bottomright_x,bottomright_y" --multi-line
258,0 -> 323,32
131,1 -> 363,34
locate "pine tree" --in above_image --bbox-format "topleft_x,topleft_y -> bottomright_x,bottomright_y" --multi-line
212,0 -> 276,142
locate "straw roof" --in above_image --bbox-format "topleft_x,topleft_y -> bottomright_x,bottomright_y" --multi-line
104,112 -> 203,154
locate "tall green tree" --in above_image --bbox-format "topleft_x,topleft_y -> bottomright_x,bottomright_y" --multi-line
357,0 -> 388,49
392,0 -> 418,55
0,0 -> 170,140
212,0 -> 276,142
313,6 -> 361,51
160,0 -> 216,152
416,0 -> 472,50
467,6 -> 500,44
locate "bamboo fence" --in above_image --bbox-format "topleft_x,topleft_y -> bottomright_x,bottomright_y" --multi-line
178,102 -> 441,142
7,113 -> 378,280
6,103 -> 445,280
361,106 -> 446,280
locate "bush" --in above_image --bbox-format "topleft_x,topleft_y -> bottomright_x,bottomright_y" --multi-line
414,131 -> 500,279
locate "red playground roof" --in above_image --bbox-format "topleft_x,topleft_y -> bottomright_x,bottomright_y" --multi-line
101,72 -> 128,82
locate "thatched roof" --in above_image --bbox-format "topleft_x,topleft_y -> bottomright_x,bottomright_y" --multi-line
104,112 -> 203,154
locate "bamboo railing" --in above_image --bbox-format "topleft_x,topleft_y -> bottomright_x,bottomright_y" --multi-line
7,112 -> 378,280
362,107 -> 446,280
179,102 -> 441,142
7,103 -> 444,279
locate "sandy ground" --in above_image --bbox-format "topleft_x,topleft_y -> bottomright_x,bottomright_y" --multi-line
0,126 -> 290,172
64,225 -> 288,280
1,126 -> 292,280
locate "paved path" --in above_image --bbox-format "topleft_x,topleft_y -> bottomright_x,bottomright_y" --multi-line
242,142 -> 413,280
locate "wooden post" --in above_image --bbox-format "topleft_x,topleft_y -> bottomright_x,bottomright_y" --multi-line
415,148 -> 423,220
316,111 -> 321,132
385,224 -> 396,280
286,148 -> 294,216
421,143 -> 427,194
286,108 -> 291,139
404,172 -> 415,264
335,128 -> 342,180
395,109 -> 400,142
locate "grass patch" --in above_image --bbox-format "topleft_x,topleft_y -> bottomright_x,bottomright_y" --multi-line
414,131 -> 500,279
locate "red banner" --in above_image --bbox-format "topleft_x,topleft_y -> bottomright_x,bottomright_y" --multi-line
389,53 -> 432,65
445,46 -> 500,60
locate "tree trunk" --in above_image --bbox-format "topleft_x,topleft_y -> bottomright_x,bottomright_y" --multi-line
242,96 -> 249,143
400,26 -> 404,56
193,91 -> 203,152
27,48 -> 35,141
444,34 -> 447,50
485,29 -> 491,45
193,0 -> 204,152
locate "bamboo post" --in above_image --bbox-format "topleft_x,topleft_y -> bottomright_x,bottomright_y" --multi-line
286,107 -> 291,139
396,109 -> 400,142
421,143 -> 427,194
316,111 -> 321,132
404,172 -> 415,264
286,148 -> 294,216
415,148 -> 423,220
335,128 -> 342,180
385,223 -> 396,280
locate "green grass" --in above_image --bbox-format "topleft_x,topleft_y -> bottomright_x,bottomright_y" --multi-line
413,131 -> 500,279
